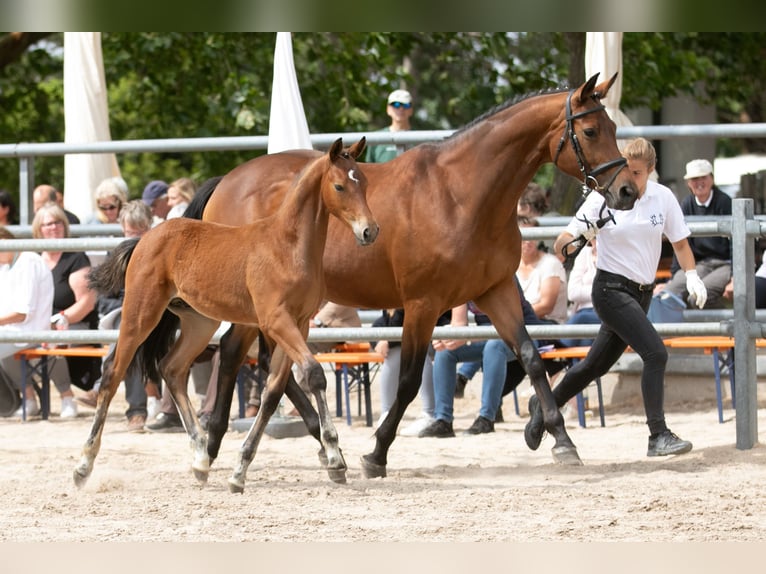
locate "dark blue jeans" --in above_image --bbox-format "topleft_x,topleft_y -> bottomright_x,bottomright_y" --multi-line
552,270 -> 669,435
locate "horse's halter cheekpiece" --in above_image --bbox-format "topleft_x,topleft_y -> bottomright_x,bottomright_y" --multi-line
552,89 -> 627,202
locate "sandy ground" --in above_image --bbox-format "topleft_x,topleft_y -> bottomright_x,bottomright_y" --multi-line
1,369 -> 765,545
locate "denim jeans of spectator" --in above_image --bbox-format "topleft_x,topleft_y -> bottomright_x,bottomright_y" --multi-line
433,341 -> 486,422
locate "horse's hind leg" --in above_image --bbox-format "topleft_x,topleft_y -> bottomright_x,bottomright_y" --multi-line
160,313 -> 221,484
228,346 -> 293,493
73,341 -> 138,487
283,372 -> 325,464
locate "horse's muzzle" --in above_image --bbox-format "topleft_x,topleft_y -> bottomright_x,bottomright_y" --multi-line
355,221 -> 380,246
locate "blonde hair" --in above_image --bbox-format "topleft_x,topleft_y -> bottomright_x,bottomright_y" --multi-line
168,177 -> 197,204
622,137 -> 657,170
32,203 -> 70,238
94,177 -> 129,223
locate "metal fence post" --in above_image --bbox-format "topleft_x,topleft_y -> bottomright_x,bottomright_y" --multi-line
731,198 -> 758,448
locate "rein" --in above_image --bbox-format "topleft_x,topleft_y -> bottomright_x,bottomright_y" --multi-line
552,89 -> 627,203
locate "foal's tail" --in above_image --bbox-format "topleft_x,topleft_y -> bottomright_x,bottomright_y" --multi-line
88,236 -> 180,386
183,175 -> 222,220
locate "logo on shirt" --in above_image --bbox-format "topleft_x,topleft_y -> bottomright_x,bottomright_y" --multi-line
649,213 -> 665,227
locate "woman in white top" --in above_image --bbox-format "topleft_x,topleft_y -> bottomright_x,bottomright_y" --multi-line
526,137 -> 707,458
517,216 -> 568,324
0,227 -> 55,416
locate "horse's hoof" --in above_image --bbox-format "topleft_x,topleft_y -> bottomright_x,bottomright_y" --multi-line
552,445 -> 583,466
72,468 -> 89,488
360,454 -> 387,479
317,447 -> 328,467
327,467 -> 347,484
227,477 -> 245,494
192,467 -> 209,485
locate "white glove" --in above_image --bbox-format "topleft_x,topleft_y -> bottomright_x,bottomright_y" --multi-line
685,270 -> 707,309
581,222 -> 599,242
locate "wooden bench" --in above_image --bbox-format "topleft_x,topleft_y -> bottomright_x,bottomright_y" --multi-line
539,346 -> 605,428
14,345 -> 109,421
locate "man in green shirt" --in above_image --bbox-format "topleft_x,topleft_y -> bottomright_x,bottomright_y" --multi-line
366,89 -> 413,163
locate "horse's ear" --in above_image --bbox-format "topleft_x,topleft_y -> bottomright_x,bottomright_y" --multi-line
329,138 -> 343,160
577,73 -> 601,103
348,136 -> 366,160
592,72 -> 618,100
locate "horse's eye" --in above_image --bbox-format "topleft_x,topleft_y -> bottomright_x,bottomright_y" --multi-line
583,128 -> 596,138
334,184 -> 344,192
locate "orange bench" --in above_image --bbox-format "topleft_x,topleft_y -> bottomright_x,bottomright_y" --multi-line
314,343 -> 384,426
539,346 -> 605,428
14,346 -> 109,421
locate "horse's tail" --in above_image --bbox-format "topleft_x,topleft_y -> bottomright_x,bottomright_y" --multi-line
183,175 -> 223,220
135,309 -> 180,386
87,237 -> 140,296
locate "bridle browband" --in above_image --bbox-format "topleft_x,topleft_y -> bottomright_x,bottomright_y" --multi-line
552,89 -> 627,201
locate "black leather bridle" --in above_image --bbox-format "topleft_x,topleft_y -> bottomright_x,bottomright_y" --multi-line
552,89 -> 627,201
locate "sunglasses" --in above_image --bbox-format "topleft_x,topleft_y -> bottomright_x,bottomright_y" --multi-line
98,204 -> 119,212
389,101 -> 412,109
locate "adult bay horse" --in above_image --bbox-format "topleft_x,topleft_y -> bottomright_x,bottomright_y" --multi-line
73,138 -> 377,492
195,72 -> 638,478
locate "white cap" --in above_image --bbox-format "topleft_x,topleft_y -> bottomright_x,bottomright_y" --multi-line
387,89 -> 412,105
684,159 -> 713,179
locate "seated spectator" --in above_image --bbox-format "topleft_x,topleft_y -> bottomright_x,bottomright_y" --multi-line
0,190 -> 18,226
166,177 -> 197,220
33,203 -> 100,418
0,226 -> 54,417
517,215 -> 568,324
658,159 -> 731,309
141,180 -> 171,224
559,239 -> 600,348
85,177 -> 128,225
33,184 -> 80,224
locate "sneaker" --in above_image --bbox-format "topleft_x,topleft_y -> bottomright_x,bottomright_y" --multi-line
454,373 -> 469,399
399,413 -> 435,436
494,405 -> 504,423
127,414 -> 146,433
524,395 -> 545,450
146,396 -> 161,420
75,390 -> 97,408
463,415 -> 495,435
60,397 -> 78,419
647,430 -> 693,457
417,418 -> 455,438
14,397 -> 41,418
145,412 -> 184,433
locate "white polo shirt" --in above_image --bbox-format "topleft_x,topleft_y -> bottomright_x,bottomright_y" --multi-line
565,180 -> 690,285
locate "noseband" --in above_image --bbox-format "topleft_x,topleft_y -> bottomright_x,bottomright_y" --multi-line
552,89 -> 627,201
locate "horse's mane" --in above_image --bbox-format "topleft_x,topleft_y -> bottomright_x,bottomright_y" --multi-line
446,86 -> 569,142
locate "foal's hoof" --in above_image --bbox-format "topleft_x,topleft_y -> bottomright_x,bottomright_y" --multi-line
552,445 -> 583,466
327,467 -> 347,484
227,477 -> 245,494
72,468 -> 90,489
192,467 -> 209,485
360,454 -> 387,479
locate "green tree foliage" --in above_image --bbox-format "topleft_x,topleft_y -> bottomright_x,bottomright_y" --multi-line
1,32 -> 765,207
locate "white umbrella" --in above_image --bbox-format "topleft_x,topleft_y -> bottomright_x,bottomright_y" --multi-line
63,32 -> 121,221
585,32 -> 633,144
267,32 -> 312,154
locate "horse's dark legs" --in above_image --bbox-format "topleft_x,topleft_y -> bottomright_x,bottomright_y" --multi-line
283,374 -> 324,460
207,325 -> 257,463
361,342 -> 429,478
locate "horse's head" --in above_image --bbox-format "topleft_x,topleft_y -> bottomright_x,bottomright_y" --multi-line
325,137 -> 379,246
551,72 -> 638,211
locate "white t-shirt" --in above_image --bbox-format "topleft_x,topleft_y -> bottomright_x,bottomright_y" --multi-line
564,180 -> 690,285
517,252 -> 568,324
0,251 -> 54,347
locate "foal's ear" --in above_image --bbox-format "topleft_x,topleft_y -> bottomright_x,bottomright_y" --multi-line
348,136 -> 366,160
329,137 -> 344,160
592,72 -> 618,100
